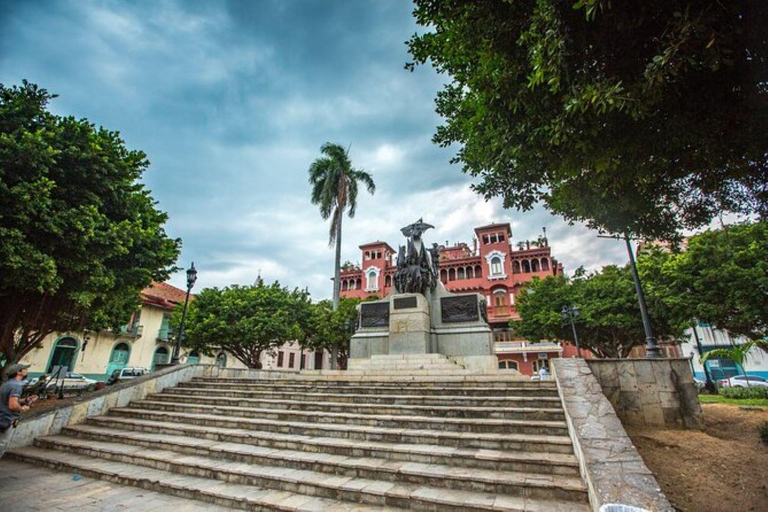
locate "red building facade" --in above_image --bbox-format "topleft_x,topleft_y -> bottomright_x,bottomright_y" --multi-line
339,223 -> 588,375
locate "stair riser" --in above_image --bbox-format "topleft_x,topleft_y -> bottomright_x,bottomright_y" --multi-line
106,411 -> 574,453
5,452 -> 275,511
180,383 -> 559,397
191,379 -> 555,389
33,439 -> 587,504
147,395 -> 566,421
130,402 -> 568,436
83,419 -> 579,470
162,388 -> 562,408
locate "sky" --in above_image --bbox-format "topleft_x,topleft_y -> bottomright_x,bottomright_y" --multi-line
0,0 -> 632,298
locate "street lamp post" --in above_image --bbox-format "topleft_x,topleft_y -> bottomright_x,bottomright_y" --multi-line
623,237 -> 662,358
561,305 -> 581,356
171,262 -> 198,365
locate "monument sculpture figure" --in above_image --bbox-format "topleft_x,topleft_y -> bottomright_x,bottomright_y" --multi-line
393,219 -> 437,295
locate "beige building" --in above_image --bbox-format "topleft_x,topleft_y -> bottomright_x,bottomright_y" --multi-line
25,282 -> 330,381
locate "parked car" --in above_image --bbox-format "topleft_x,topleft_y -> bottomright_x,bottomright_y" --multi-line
30,372 -> 98,392
107,367 -> 150,385
719,375 -> 768,388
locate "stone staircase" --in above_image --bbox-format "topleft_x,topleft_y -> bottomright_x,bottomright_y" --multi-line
8,373 -> 591,511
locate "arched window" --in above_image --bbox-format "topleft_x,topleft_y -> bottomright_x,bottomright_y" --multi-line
457,267 -> 465,280
440,269 -> 448,284
385,275 -> 392,287
215,352 -> 227,368
531,259 -> 540,272
366,269 -> 378,290
493,289 -> 508,316
106,342 -> 130,376
522,260 -> 531,273
47,337 -> 79,373
342,280 -> 348,291
541,258 -> 550,271
466,267 -> 474,279
498,360 -> 519,371
187,350 -> 200,364
151,346 -> 169,371
474,265 -> 482,278
356,278 -> 362,290
448,268 -> 456,281
532,359 -> 550,373
512,261 -> 521,274
491,257 -> 503,276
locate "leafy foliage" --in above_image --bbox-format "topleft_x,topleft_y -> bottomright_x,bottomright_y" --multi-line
701,341 -> 766,383
178,281 -> 313,369
302,297 -> 360,370
669,222 -> 768,340
0,81 -> 180,374
407,1 -> 768,238
721,386 -> 768,400
514,265 -> 687,358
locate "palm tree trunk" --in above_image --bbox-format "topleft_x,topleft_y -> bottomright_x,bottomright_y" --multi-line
331,214 -> 342,370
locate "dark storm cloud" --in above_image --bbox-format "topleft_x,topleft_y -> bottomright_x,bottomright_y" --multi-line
0,0 -> 627,297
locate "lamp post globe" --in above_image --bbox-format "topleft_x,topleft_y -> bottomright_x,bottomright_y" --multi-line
171,262 -> 197,365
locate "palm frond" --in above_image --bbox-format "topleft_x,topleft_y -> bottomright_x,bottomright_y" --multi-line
347,178 -> 359,218
353,169 -> 376,195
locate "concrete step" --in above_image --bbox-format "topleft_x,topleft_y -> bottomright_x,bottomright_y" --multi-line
37,433 -> 588,500
73,421 -> 581,475
103,409 -> 575,453
25,438 -> 589,509
345,364 -> 467,371
128,400 -> 569,435
160,387 -> 564,408
182,381 -> 558,396
194,376 -> 543,385
7,446 -> 395,511
146,393 -> 566,421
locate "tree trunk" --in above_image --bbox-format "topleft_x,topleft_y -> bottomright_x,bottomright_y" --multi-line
331,214 -> 342,370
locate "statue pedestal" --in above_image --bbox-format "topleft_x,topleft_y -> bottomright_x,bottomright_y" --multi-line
388,293 -> 431,354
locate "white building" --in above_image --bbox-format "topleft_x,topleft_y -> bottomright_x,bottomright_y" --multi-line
681,322 -> 768,381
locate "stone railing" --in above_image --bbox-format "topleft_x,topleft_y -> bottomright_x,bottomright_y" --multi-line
10,363 -> 208,450
552,358 -> 674,512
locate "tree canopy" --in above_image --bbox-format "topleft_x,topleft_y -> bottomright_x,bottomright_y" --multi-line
407,1 -> 767,239
302,297 -> 360,369
514,266 -> 687,358
0,81 -> 180,374
179,281 -> 313,369
640,221 -> 768,341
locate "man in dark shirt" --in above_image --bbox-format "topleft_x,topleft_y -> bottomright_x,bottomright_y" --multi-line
0,363 -> 37,458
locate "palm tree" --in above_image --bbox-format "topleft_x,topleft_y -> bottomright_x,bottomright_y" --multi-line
701,340 -> 766,388
308,143 -> 375,365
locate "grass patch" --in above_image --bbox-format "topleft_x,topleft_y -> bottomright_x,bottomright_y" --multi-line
699,395 -> 768,407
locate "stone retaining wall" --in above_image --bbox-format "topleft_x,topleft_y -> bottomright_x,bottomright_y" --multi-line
587,358 -> 704,429
552,358 -> 673,512
11,363 -> 208,450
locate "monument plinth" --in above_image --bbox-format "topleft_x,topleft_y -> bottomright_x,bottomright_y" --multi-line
350,219 -> 498,374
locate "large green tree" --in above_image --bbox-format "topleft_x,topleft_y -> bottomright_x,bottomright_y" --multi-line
407,1 -> 767,239
0,81 -> 180,375
179,281 -> 313,369
308,143 -> 374,368
302,297 -> 360,370
514,266 -> 687,358
640,221 -> 768,341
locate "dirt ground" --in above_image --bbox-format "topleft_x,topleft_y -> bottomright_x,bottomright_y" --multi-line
626,404 -> 768,512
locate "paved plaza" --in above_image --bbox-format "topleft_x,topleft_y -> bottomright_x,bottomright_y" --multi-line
0,459 -> 231,511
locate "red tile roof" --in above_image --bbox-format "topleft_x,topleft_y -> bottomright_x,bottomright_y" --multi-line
141,281 -> 191,309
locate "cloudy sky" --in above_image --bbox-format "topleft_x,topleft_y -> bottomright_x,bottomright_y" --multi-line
1,0 -> 631,298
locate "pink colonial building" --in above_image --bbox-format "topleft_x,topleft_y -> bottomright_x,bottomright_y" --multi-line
339,223 -> 587,376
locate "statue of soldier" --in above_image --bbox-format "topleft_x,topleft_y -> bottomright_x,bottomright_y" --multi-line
394,219 -> 437,295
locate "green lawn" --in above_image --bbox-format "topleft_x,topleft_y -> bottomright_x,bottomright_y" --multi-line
698,395 -> 768,407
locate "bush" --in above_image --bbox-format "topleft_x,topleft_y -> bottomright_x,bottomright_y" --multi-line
760,422 -> 768,445
721,386 -> 768,400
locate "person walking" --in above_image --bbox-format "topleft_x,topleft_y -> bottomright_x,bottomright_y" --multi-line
0,363 -> 37,458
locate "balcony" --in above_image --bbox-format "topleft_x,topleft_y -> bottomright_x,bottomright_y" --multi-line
495,340 -> 562,355
117,324 -> 143,337
157,326 -> 175,343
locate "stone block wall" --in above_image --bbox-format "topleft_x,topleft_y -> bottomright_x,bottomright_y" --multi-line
587,358 -> 704,429
11,363 -> 208,449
